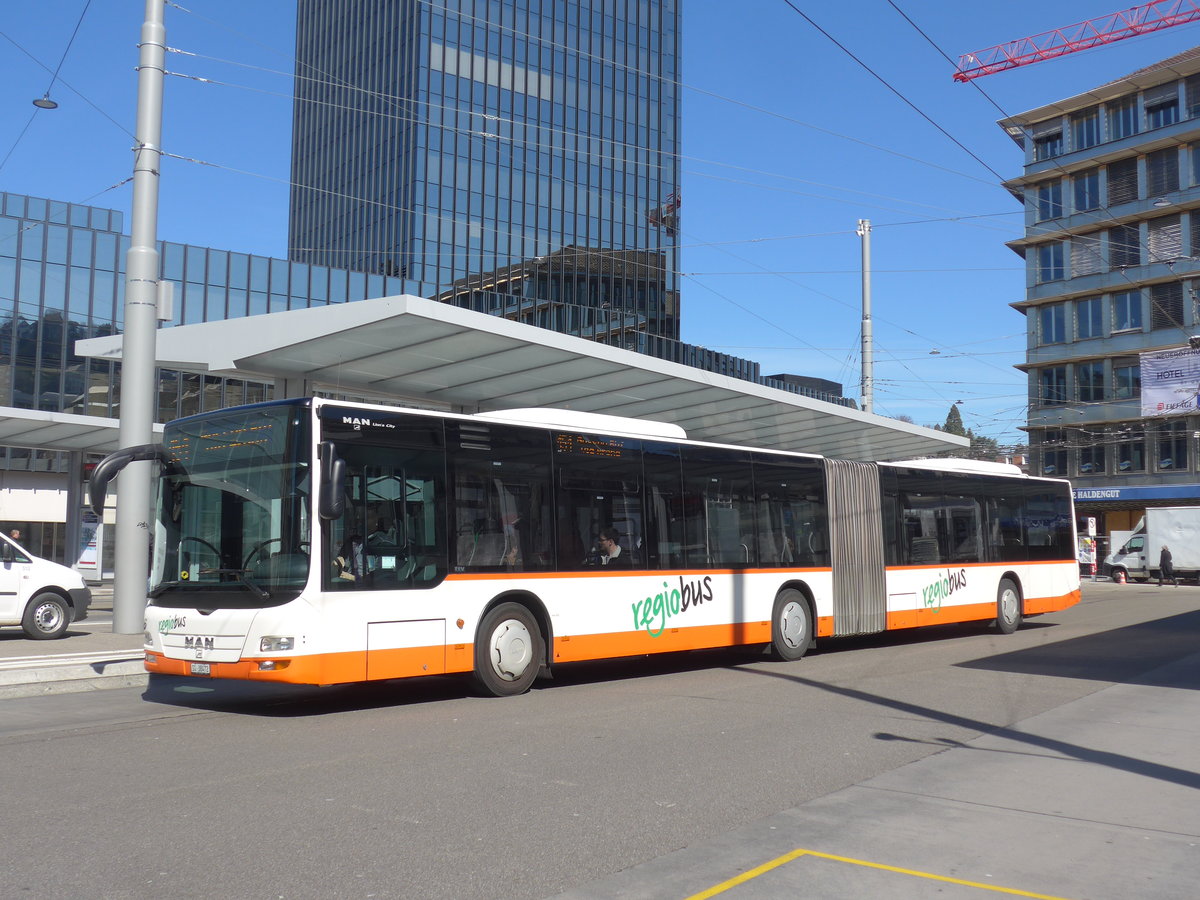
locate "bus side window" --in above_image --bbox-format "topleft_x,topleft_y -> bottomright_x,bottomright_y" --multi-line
448,423 -> 553,572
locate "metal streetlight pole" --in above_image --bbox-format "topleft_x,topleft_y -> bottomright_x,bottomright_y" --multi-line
857,218 -> 873,414
113,0 -> 165,634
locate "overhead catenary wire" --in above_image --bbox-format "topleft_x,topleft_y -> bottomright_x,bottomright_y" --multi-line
2,2 -> 1041,441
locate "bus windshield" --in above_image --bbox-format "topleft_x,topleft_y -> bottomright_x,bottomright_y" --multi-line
150,401 -> 311,609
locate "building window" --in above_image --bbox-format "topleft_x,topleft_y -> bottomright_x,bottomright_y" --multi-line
1040,303 -> 1066,343
1150,281 -> 1184,330
1117,429 -> 1146,473
1078,442 -> 1106,475
1071,107 -> 1100,150
1071,233 -> 1103,277
1157,421 -> 1190,470
1147,214 -> 1182,263
1144,82 -> 1180,129
1037,242 -> 1065,282
1076,297 -> 1103,338
1113,358 -> 1141,400
1187,74 -> 1200,117
1039,429 -> 1066,476
1077,360 -> 1105,402
1108,223 -> 1140,268
1106,157 -> 1139,205
1147,147 -> 1180,196
1113,290 -> 1143,332
1032,122 -> 1064,161
1035,180 -> 1062,221
1039,366 -> 1068,406
1073,168 -> 1100,211
1107,97 -> 1139,140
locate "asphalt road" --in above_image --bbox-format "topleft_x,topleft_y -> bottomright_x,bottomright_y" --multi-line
1,582 -> 1196,900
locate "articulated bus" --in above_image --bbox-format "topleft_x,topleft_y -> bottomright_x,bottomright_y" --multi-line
90,398 -> 1080,696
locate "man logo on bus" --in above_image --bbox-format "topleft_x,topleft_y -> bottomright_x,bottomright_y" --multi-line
341,416 -> 395,430
922,569 -> 967,611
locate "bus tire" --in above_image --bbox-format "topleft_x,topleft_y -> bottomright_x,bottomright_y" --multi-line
22,592 -> 70,640
771,589 -> 812,661
996,579 -> 1022,635
473,602 -> 542,697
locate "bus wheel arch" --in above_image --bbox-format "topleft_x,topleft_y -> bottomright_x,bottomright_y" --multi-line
996,575 -> 1023,635
472,592 -> 551,697
771,584 -> 815,661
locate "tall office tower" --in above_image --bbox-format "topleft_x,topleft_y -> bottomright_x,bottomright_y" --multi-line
289,0 -> 682,341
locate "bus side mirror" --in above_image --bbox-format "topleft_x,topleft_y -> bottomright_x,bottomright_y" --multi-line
0,541 -> 12,563
319,442 -> 346,520
89,443 -> 172,516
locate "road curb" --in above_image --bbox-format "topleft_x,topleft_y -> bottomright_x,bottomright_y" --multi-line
0,657 -> 148,700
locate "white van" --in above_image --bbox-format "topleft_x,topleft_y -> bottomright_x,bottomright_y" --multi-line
0,533 -> 92,639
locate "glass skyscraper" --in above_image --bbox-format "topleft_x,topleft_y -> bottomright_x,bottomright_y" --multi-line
289,0 -> 682,340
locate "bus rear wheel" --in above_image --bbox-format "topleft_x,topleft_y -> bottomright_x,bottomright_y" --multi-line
473,602 -> 543,697
771,589 -> 812,661
996,579 -> 1023,635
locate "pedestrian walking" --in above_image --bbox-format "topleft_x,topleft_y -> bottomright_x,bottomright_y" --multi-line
1159,545 -> 1178,587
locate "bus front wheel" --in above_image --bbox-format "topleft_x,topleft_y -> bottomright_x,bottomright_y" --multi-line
996,579 -> 1023,635
771,589 -> 812,661
473,602 -> 543,697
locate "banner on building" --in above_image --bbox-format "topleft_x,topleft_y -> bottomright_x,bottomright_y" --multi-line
1140,346 -> 1200,417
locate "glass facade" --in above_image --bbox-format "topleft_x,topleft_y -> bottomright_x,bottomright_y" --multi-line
0,190 -> 406,459
289,0 -> 682,340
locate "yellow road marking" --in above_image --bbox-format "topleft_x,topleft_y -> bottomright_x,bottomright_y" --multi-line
685,847 -> 1075,900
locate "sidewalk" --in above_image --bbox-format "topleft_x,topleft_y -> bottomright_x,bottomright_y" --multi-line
554,647 -> 1200,900
0,583 -> 146,699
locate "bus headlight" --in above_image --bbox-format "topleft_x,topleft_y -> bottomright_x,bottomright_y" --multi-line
260,636 -> 295,652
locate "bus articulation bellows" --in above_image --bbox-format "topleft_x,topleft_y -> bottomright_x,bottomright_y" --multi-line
90,398 -> 1080,697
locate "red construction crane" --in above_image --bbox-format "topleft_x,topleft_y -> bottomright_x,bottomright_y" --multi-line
954,0 -> 1200,82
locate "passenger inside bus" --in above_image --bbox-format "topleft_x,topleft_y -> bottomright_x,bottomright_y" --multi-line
593,527 -> 631,566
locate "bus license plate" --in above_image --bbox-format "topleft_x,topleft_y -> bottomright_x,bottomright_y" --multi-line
190,662 -> 211,676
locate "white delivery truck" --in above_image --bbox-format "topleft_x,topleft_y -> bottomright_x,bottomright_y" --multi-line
1103,508 -> 1200,584
0,532 -> 92,639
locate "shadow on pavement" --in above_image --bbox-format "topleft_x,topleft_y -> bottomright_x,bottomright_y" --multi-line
728,659 -> 1200,792
956,607 -> 1200,688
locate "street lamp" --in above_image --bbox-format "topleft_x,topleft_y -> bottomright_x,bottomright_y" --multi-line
111,0 -> 165,634
32,95 -> 58,110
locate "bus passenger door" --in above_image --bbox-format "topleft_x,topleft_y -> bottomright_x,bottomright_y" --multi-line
824,459 -> 886,636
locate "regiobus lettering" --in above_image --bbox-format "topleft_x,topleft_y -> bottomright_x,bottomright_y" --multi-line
632,575 -> 715,637
922,569 -> 968,610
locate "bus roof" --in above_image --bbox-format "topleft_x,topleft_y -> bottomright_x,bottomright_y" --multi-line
884,458 -> 1025,477
474,407 -> 688,441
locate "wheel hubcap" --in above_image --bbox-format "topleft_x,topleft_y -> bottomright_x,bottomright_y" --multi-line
780,601 -> 806,649
1000,589 -> 1018,624
35,602 -> 63,633
489,619 -> 533,681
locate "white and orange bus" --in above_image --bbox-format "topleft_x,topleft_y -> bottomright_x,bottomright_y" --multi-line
90,398 -> 1080,696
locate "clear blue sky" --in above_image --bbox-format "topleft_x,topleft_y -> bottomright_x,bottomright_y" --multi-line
3,1 -> 1200,444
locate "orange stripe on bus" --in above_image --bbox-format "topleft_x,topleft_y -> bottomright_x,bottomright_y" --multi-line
145,587 -> 1080,685
444,567 -> 830,582
888,559 -> 1075,572
552,621 -> 772,662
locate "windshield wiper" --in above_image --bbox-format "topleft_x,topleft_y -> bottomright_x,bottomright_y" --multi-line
151,569 -> 269,600
207,568 -> 271,600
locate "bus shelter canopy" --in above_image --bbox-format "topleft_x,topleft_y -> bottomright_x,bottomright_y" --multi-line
76,294 -> 966,462
0,408 -> 163,455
